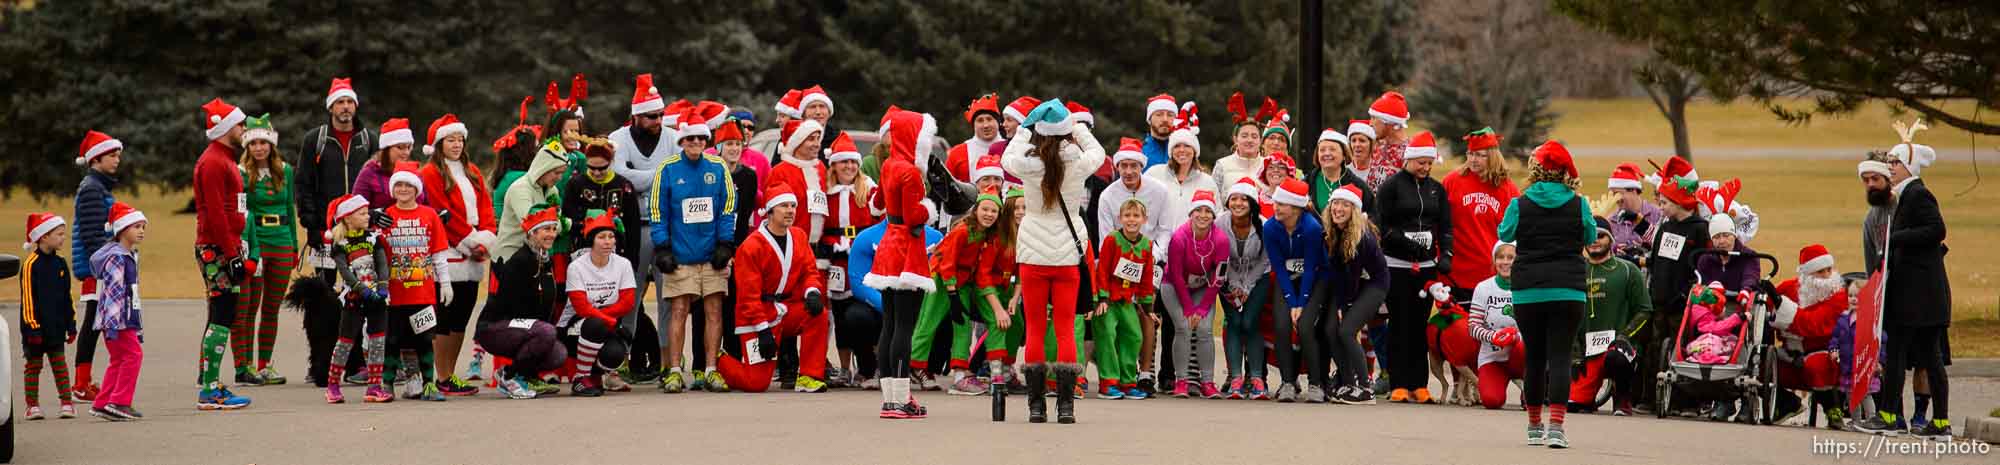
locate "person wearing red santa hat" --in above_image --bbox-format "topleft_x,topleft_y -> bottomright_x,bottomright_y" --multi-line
717,184 -> 834,393
191,98 -> 256,411
1367,91 -> 1413,173
417,113 -> 497,396
1769,244 -> 1847,421
88,202 -> 148,420
998,99 -> 1106,423
820,132 -> 881,386
1604,162 -> 1663,263
773,88 -> 804,127
1217,176 -> 1272,400
1144,118 -> 1218,230
69,129 -> 125,401
296,81 -> 377,390
378,166 -> 456,402
948,94 -> 1006,186
1262,177 -> 1324,403
353,118 -> 424,209
1441,127 -> 1521,307
1495,140 -> 1597,448
20,212 -> 78,420
562,210 -> 639,397
1373,129 -> 1451,404
999,96 -> 1042,140
317,193 -> 394,404
768,117 -> 833,254
612,77 -> 679,349
1320,183 -> 1391,405
1140,93 -> 1178,167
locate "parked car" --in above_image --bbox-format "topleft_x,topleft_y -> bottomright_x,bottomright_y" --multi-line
0,253 -> 18,462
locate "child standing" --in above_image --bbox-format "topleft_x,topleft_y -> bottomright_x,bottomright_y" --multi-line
321,195 -> 392,404
21,213 -> 78,419
381,169 -> 455,401
1090,198 -> 1156,400
913,186 -> 1011,395
89,203 -> 147,420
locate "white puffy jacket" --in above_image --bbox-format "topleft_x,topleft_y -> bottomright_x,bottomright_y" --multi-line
1001,124 -> 1106,267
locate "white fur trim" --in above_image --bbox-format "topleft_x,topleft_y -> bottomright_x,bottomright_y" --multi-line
1188,198 -> 1216,216
862,271 -> 937,292
1169,128 -> 1200,158
1607,178 -> 1642,190
1228,181 -> 1258,201
1403,146 -> 1437,160
1857,160 -> 1891,178
972,165 -> 1004,181
243,127 -> 279,147
326,88 -> 358,109
206,107 -> 245,141
764,192 -> 797,213
1032,119 -> 1074,137
423,122 -> 466,155
1112,148 -> 1146,167
1329,187 -> 1362,208
1346,121 -> 1376,140
773,101 -> 800,119
1002,106 -> 1028,124
107,211 -> 146,235
631,97 -> 665,116
782,120 -> 824,157
389,171 -> 425,195
1271,187 -> 1309,208
81,138 -> 123,165
333,196 -> 371,224
1145,98 -> 1177,119
1368,108 -> 1407,127
379,128 -> 413,149
675,123 -> 711,145
1070,111 -> 1094,127
919,198 -> 938,226
1797,254 -> 1835,274
912,114 -> 939,169
1317,129 -> 1348,147
28,216 -> 65,244
828,149 -> 861,164
800,92 -> 834,115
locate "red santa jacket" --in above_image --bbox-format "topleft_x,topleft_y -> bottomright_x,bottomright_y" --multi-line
193,140 -> 246,256
417,162 -> 497,244
862,152 -> 933,290
929,223 -> 992,289
1776,278 -> 1844,351
820,181 -> 879,252
1093,230 -> 1157,305
766,159 -> 829,220
734,223 -> 826,335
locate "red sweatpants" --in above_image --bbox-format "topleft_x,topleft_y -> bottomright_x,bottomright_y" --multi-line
1020,264 -> 1080,365
1478,358 -> 1524,410
724,307 -> 830,392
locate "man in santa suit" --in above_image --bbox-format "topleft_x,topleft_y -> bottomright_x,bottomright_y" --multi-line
1773,243 -> 1847,421
716,184 -> 831,393
947,94 -> 1005,186
767,119 -> 831,256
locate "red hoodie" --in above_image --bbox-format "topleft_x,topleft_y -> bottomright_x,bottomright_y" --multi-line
1440,169 -> 1519,289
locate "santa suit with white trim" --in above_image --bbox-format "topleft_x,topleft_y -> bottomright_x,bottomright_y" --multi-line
719,186 -> 830,392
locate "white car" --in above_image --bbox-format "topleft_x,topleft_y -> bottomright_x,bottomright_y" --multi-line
0,253 -> 18,462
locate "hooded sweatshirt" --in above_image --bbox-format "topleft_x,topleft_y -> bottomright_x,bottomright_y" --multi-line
497,143 -> 569,259
1497,181 -> 1596,304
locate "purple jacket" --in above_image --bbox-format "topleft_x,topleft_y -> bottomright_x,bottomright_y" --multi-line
351,159 -> 428,209
1165,222 -> 1231,318
1610,202 -> 1663,256
88,243 -> 141,338
1694,240 -> 1760,293
1830,312 -> 1881,394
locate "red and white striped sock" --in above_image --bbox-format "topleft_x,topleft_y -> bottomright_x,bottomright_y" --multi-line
575,339 -> 603,375
1549,403 -> 1568,426
1527,404 -> 1544,426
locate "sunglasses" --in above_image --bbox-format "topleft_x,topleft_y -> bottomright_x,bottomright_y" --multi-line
638,112 -> 664,120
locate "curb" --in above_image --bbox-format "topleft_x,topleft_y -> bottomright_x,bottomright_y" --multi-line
1968,416 -> 2000,443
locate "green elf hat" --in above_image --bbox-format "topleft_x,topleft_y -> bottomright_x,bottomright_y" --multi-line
1005,184 -> 1025,199
976,185 -> 1003,208
243,113 -> 278,146
1463,127 -> 1499,152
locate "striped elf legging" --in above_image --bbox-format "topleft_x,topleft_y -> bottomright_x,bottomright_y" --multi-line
23,352 -> 75,407
233,245 -> 297,372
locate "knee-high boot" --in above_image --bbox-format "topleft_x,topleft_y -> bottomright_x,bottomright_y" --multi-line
1025,364 -> 1047,423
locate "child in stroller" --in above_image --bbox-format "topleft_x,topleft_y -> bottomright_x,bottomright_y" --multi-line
1685,283 -> 1741,365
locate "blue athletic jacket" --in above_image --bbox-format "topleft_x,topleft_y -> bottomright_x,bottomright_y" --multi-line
649,150 -> 737,263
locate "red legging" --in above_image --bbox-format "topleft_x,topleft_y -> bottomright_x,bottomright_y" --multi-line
1020,264 -> 1080,365
1478,357 -> 1526,410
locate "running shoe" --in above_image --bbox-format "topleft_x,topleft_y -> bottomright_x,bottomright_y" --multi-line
109,405 -> 142,419
795,376 -> 829,393
58,403 -> 77,419
1276,383 -> 1300,403
437,375 -> 481,396
1526,424 -> 1546,446
1910,415 -> 1930,434
1171,380 -> 1190,398
72,383 -> 99,402
689,369 -> 710,391
572,376 -> 605,397
1247,378 -> 1269,400
860,377 -> 881,390
602,372 -> 633,392
257,367 -> 288,385
1413,387 -> 1436,404
1073,381 -> 1088,400
89,406 -> 130,422
949,375 -> 988,396
1302,385 -> 1328,404
1098,385 -> 1126,400
497,376 -> 537,399
1125,384 -> 1151,400
196,387 -> 252,410
399,377 -> 425,400
523,377 -> 562,397
827,367 -> 850,387
659,370 -> 687,393
1851,414 -> 1907,436
1336,385 -> 1377,405
25,406 -> 43,420
1226,377 -> 1245,400
344,372 -> 369,386
1544,427 -> 1569,449
1912,421 -> 1953,441
1134,374 -> 1157,397
420,383 -> 447,402
325,384 -> 346,404
465,351 -> 486,381
364,385 -> 394,403
1388,388 -> 1411,403
1201,382 -> 1223,399
880,402 -> 926,419
704,370 -> 730,393
234,370 -> 265,387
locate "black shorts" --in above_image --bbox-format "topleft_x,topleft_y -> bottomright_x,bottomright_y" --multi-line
436,281 -> 481,334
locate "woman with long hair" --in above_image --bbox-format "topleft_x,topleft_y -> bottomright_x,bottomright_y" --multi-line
1218,178 -> 1272,400
232,115 -> 297,386
417,114 -> 496,396
1319,184 -> 1389,405
1440,127 -> 1520,307
999,99 -> 1105,423
1495,141 -> 1594,448
1263,178 -> 1325,403
351,119 -> 422,209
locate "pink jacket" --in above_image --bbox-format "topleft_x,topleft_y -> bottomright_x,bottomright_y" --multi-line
1164,222 -> 1231,318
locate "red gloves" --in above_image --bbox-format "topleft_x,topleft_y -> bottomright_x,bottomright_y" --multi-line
1492,327 -> 1521,347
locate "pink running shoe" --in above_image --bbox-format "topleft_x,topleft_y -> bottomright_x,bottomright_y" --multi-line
1172,379 -> 1191,398
1248,378 -> 1270,400
325,384 -> 346,404
1226,377 -> 1246,400
1201,382 -> 1223,399
363,385 -> 393,403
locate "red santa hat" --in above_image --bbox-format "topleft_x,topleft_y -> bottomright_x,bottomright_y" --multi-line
630,73 -> 665,116
325,77 -> 359,109
1317,128 -> 1349,148
1403,131 -> 1438,160
1646,156 -> 1697,187
1188,189 -> 1218,216
324,194 -> 371,233
106,201 -> 145,237
827,132 -> 861,164
423,114 -> 468,156
1272,178 -> 1311,208
963,93 -> 1001,124
77,130 -> 123,166
1608,163 -> 1646,190
1227,176 -> 1260,202
1368,91 -> 1410,127
1004,96 -> 1042,125
1532,140 -> 1577,179
764,182 -> 798,214
378,118 -> 414,149
23,212 -> 64,250
1112,137 -> 1146,167
201,98 -> 246,141
1346,119 -> 1376,140
388,166 -> 425,196
1463,127 -> 1500,152
521,206 -> 563,235
1145,93 -> 1178,121
1659,176 -> 1701,210
972,152 -> 1004,181
1168,102 -> 1201,157
712,118 -> 745,144
1065,101 -> 1094,127
1797,244 -> 1834,275
779,119 -> 825,157
662,99 -> 692,126
798,85 -> 834,115
774,89 -> 804,119
675,101 -> 730,145
1329,184 -> 1365,209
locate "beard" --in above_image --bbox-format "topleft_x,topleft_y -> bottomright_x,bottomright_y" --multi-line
1798,274 -> 1844,307
1866,187 -> 1892,206
1588,246 -> 1612,261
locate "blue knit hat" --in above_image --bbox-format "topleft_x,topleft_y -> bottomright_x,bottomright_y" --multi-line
1022,99 -> 1074,137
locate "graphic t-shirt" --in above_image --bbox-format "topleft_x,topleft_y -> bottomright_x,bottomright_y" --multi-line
383,205 -> 449,305
561,254 -> 635,326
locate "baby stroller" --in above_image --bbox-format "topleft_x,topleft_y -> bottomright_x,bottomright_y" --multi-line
1655,249 -> 1781,423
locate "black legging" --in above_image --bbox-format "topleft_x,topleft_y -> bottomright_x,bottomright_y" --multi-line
878,290 -> 922,378
76,299 -> 102,366
1386,267 -> 1437,391
837,298 -> 881,379
304,270 -> 360,385
1517,301 -> 1584,408
572,317 -> 630,375
1274,279 -> 1332,388
1877,324 -> 1948,422
1331,286 -> 1389,388
336,303 -> 387,345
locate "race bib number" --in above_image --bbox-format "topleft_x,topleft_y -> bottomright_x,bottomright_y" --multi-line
1585,330 -> 1616,357
1285,258 -> 1305,274
236,193 -> 248,215
682,198 -> 715,224
129,284 -> 142,311
1405,231 -> 1434,250
1186,274 -> 1210,289
808,191 -> 829,216
410,306 -> 439,334
828,266 -> 847,292
744,337 -> 766,364
568,321 -> 583,336
1114,258 -> 1145,283
1657,232 -> 1687,261
508,318 -> 536,330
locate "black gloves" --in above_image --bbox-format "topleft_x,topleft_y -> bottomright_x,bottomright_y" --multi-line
710,242 -> 735,269
436,209 -> 453,225
226,256 -> 250,283
655,249 -> 679,275
947,292 -> 969,325
804,289 -> 824,316
370,208 -> 393,230
812,243 -> 835,261
755,329 -> 778,361
1435,254 -> 1453,276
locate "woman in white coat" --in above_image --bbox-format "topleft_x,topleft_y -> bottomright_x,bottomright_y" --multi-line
1000,99 -> 1105,424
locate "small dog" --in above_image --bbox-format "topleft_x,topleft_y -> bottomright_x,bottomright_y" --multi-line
1423,283 -> 1480,407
